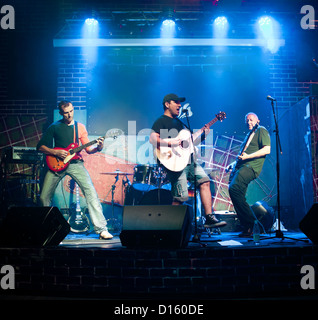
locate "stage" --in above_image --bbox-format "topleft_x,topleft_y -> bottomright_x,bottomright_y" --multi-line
1,0 -> 318,304
0,229 -> 317,301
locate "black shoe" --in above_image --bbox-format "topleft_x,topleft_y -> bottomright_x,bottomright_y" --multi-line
204,214 -> 227,228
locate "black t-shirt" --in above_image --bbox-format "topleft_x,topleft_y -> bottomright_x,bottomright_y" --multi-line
151,115 -> 185,139
36,119 -> 75,149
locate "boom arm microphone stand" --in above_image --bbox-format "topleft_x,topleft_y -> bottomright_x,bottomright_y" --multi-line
261,97 -> 307,242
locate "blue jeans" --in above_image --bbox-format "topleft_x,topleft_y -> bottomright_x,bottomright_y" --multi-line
166,162 -> 210,203
40,161 -> 108,234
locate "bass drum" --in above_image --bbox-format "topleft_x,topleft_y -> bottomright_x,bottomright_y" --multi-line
139,188 -> 173,206
132,164 -> 157,191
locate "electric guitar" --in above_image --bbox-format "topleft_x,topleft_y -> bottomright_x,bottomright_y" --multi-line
67,182 -> 90,233
226,122 -> 259,177
155,111 -> 226,172
46,136 -> 104,172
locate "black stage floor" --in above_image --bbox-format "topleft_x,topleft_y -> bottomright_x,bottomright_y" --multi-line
61,230 -> 310,249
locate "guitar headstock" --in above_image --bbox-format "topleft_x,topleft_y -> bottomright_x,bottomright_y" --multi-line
216,111 -> 226,122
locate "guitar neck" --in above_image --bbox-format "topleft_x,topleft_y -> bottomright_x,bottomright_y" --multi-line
75,183 -> 81,212
193,117 -> 218,139
205,117 -> 219,129
70,137 -> 101,154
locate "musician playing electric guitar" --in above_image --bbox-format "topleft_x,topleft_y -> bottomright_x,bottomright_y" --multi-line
228,112 -> 271,238
37,100 -> 113,240
150,93 -> 227,229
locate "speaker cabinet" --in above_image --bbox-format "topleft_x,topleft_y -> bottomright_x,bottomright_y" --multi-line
299,203 -> 318,244
120,205 -> 192,248
0,206 -> 70,247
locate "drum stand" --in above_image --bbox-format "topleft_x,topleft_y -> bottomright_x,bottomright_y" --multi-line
103,173 -> 120,231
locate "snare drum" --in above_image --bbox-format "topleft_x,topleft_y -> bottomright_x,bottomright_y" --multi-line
133,164 -> 157,191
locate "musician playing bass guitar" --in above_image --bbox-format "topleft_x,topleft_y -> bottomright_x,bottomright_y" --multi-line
37,100 -> 113,240
150,93 -> 227,229
227,112 -> 271,238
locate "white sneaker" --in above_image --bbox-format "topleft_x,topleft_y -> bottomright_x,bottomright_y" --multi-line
99,230 -> 113,240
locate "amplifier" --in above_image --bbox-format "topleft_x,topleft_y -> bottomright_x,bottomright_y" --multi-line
5,146 -> 43,163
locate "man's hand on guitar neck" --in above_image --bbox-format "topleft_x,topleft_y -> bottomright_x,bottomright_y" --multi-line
193,124 -> 210,146
85,137 -> 104,154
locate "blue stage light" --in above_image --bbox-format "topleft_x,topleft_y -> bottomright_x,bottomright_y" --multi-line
258,16 -> 271,26
213,16 -> 229,38
256,16 -> 282,53
85,18 -> 98,26
162,19 -> 175,27
161,19 -> 176,39
214,16 -> 228,27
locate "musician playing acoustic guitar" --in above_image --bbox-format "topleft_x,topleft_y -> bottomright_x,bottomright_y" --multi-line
37,100 -> 113,240
150,93 -> 227,229
228,112 -> 271,238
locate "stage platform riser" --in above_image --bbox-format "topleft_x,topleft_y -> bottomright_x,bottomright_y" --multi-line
0,245 -> 317,299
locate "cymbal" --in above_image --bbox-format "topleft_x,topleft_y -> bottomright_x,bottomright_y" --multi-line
100,170 -> 133,175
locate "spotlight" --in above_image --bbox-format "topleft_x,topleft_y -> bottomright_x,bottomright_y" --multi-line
161,8 -> 176,39
214,16 -> 228,27
213,16 -> 229,38
162,19 -> 175,27
85,18 -> 98,26
258,16 -> 271,26
256,16 -> 282,53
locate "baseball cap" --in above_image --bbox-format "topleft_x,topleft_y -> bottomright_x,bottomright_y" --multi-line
162,93 -> 186,104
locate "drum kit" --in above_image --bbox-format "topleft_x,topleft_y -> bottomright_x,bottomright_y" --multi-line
100,164 -> 205,232
101,164 -> 173,205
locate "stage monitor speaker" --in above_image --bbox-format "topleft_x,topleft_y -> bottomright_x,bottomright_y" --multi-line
299,203 -> 318,244
0,206 -> 70,247
120,205 -> 192,248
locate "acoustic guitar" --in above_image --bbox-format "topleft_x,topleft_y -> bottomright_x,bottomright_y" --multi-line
155,111 -> 226,172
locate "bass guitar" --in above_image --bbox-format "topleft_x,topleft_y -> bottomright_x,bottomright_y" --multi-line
46,137 -> 104,172
155,111 -> 226,172
67,182 -> 90,233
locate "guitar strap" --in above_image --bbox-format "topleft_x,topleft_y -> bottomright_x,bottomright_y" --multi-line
240,131 -> 255,155
74,121 -> 79,144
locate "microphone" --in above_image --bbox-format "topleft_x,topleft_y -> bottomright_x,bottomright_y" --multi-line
267,95 -> 276,102
178,103 -> 193,119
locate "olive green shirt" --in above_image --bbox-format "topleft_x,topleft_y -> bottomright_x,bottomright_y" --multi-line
236,126 -> 271,177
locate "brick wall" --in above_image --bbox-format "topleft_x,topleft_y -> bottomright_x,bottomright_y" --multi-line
269,44 -> 314,109
0,245 -> 317,299
56,48 -> 88,110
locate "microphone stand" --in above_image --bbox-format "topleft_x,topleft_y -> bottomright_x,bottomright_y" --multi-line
182,110 -> 206,247
260,99 -> 307,243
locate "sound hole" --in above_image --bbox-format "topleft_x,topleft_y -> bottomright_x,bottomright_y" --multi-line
181,140 -> 189,149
